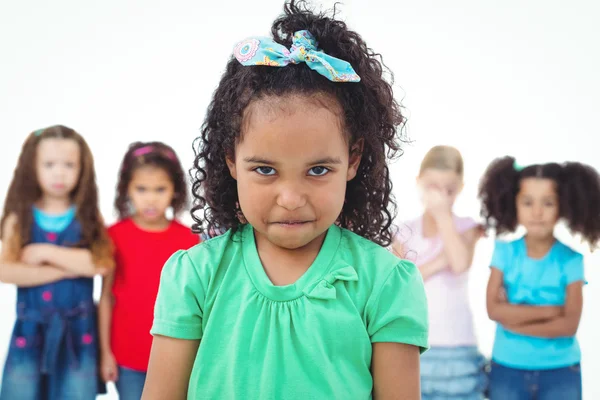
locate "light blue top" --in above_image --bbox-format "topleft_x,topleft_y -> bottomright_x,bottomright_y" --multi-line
32,206 -> 76,232
490,237 -> 585,370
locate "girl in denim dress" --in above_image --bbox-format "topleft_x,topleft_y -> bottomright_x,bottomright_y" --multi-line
0,125 -> 113,399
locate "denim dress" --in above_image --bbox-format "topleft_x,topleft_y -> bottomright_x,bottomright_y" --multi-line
0,210 -> 104,400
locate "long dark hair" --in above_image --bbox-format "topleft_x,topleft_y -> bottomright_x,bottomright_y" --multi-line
0,125 -> 114,266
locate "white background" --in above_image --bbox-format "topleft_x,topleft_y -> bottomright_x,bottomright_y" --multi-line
1,0 -> 599,398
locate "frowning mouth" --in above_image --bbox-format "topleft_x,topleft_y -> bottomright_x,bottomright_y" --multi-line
271,220 -> 314,226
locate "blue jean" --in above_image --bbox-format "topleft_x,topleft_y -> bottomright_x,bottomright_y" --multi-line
489,361 -> 582,400
116,366 -> 147,400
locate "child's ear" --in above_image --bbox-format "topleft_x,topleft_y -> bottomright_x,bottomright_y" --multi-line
347,139 -> 364,181
226,155 -> 237,180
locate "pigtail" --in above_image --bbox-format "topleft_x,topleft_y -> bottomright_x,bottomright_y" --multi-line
478,156 -> 521,234
560,162 -> 600,249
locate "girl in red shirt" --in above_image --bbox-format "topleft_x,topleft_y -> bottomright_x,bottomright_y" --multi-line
98,142 -> 199,399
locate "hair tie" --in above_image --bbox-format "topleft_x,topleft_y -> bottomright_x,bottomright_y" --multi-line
133,145 -> 177,161
34,128 -> 45,136
233,30 -> 360,83
513,160 -> 525,172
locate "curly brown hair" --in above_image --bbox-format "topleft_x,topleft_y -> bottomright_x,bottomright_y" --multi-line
191,0 -> 406,246
114,141 -> 188,219
0,125 -> 114,267
478,155 -> 600,248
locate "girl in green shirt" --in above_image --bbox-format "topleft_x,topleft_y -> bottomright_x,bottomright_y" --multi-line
142,1 -> 429,399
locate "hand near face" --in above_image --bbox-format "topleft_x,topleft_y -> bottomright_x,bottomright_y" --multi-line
422,188 -> 452,219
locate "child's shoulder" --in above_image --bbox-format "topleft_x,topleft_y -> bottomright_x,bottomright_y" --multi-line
553,239 -> 583,263
170,219 -> 193,232
187,228 -> 233,254
170,220 -> 200,239
338,227 -> 419,281
107,218 -> 131,236
336,228 -> 423,312
453,214 -> 478,232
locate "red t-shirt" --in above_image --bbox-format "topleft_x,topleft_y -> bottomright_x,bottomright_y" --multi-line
108,218 -> 200,371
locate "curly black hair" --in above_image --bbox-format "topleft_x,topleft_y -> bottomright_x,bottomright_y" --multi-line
191,0 -> 406,246
115,141 -> 187,219
478,155 -> 600,248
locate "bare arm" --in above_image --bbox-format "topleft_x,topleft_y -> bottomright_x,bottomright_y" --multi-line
0,214 -> 69,287
504,282 -> 583,338
418,253 -> 448,281
487,268 -> 562,326
372,342 -> 420,400
391,236 -> 446,281
98,270 -> 115,355
98,269 -> 119,382
142,335 -> 200,400
436,214 -> 481,274
42,245 -> 105,276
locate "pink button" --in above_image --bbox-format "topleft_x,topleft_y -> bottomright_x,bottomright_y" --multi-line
82,333 -> 93,345
15,337 -> 27,348
42,291 -> 52,302
46,232 -> 57,242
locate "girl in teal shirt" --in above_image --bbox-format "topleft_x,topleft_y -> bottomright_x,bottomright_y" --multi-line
141,1 -> 429,399
479,156 -> 600,400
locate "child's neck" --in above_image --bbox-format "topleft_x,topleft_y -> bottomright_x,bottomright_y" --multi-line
524,234 -> 555,259
255,230 -> 327,286
36,195 -> 71,214
132,214 -> 170,232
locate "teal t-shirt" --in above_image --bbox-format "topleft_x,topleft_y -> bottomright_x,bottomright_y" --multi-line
151,224 -> 429,399
491,237 -> 585,370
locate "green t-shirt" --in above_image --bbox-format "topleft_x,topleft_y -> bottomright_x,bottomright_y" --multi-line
151,224 -> 428,399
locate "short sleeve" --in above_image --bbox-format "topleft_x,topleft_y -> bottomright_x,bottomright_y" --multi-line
490,240 -> 511,272
456,216 -> 478,234
366,260 -> 429,353
151,250 -> 205,340
564,252 -> 585,285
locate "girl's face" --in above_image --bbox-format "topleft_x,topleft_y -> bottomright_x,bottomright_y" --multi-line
127,165 -> 175,225
516,177 -> 559,239
227,95 -> 362,251
416,168 -> 463,207
36,138 -> 81,200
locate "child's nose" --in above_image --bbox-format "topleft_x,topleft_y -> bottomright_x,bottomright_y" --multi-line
276,182 -> 307,211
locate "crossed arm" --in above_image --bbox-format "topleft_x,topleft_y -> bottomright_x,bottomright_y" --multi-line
0,213 -> 106,286
486,268 -> 583,338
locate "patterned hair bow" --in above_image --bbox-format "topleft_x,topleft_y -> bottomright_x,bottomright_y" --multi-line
513,160 -> 525,172
233,30 -> 360,83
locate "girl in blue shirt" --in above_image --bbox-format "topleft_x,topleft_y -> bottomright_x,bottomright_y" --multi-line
479,156 -> 600,400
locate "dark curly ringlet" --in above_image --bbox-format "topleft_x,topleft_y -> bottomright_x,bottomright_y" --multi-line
0,125 -> 114,268
191,0 -> 406,247
478,155 -> 600,249
115,141 -> 188,219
